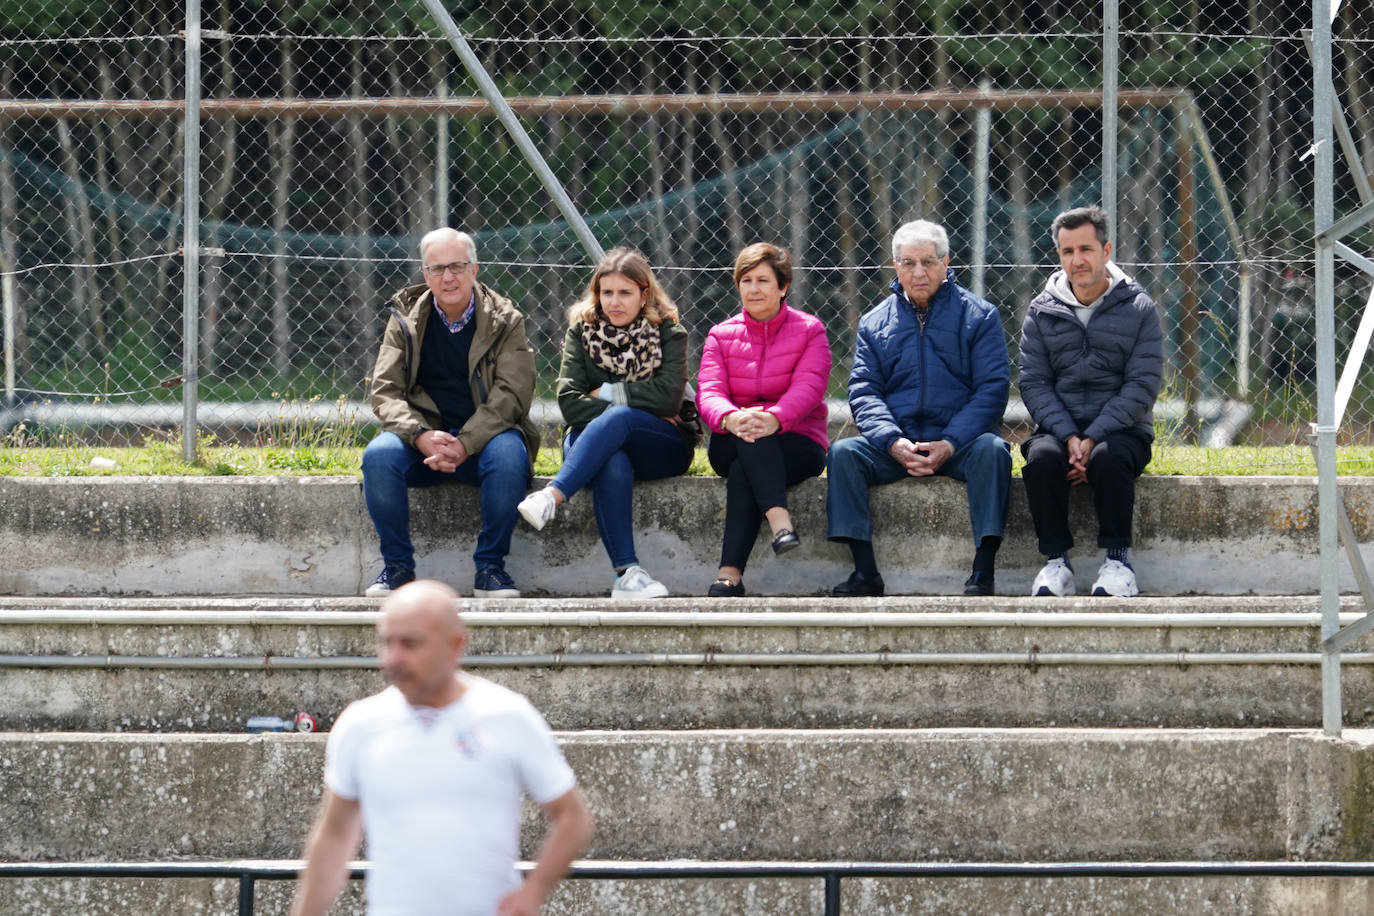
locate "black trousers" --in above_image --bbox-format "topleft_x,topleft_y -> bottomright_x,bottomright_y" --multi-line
709,431 -> 827,570
1020,431 -> 1151,557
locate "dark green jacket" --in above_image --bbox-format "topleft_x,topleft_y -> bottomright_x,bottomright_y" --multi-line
555,318 -> 688,430
370,281 -> 539,465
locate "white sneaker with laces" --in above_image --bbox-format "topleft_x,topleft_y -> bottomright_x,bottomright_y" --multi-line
1031,556 -> 1075,597
611,565 -> 669,600
1091,558 -> 1139,597
517,488 -> 558,530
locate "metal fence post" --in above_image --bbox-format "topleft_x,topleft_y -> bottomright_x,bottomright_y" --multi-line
180,0 -> 203,462
824,872 -> 841,916
237,872 -> 255,916
1313,0 -> 1340,736
971,80 -> 991,300
1,249 -> 14,409
1102,0 -> 1118,245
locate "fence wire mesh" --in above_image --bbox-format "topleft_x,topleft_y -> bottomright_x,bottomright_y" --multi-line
0,2 -> 1370,456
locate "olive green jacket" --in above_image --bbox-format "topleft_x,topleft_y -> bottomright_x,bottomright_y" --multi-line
555,318 -> 688,430
369,281 -> 539,465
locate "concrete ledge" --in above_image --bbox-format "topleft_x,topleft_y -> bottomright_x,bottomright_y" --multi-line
3,602 -> 1374,731
0,476 -> 1370,597
3,729 -> 1372,862
7,872 -> 1374,916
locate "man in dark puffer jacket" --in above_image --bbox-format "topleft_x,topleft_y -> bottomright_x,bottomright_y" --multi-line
827,219 -> 1013,597
1018,206 -> 1163,598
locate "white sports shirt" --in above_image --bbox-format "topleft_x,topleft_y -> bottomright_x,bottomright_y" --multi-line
324,674 -> 577,916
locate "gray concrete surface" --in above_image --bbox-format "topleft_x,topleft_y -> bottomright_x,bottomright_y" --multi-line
4,601 -> 1374,731
7,872 -> 1374,915
1,476 -> 1371,597
3,729 -> 1372,863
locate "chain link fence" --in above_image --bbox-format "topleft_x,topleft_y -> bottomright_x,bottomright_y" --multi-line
0,1 -> 1369,452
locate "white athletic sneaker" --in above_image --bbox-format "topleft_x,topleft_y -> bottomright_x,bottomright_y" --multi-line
611,565 -> 669,600
1031,556 -> 1076,597
517,487 -> 558,530
1091,558 -> 1139,597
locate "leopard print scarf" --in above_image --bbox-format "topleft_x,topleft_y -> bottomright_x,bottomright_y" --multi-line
580,314 -> 662,382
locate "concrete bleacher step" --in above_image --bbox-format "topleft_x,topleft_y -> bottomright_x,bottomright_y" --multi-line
4,475 -> 1374,598
3,596 -> 1373,731
4,728 -> 1372,864
8,865 -> 1374,915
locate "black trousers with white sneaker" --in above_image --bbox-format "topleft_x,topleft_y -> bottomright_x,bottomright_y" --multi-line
1020,431 -> 1151,557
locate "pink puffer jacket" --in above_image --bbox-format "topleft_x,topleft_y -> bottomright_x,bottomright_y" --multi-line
696,303 -> 832,451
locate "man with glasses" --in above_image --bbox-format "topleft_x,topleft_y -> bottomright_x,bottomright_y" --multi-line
362,227 -> 539,598
826,219 -> 1012,597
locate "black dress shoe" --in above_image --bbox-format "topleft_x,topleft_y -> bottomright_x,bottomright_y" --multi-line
963,571 -> 995,596
832,570 -> 885,598
707,577 -> 745,597
771,529 -> 801,556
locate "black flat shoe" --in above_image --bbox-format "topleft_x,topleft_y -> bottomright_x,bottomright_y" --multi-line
771,529 -> 801,556
707,577 -> 745,598
963,571 -> 995,596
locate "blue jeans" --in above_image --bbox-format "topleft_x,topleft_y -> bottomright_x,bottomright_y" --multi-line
826,432 -> 1011,545
553,405 -> 692,570
362,428 -> 528,572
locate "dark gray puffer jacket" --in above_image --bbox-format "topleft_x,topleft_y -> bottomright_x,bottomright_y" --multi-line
1017,269 -> 1163,443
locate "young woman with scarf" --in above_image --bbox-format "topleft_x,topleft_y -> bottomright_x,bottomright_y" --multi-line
517,247 -> 696,599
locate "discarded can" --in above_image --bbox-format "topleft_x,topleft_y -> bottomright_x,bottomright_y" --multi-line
246,712 -> 318,733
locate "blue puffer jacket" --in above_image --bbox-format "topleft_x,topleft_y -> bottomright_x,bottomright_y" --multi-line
1017,269 -> 1163,443
849,271 -> 1010,452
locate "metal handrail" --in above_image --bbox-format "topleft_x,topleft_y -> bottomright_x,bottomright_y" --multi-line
7,860 -> 1374,916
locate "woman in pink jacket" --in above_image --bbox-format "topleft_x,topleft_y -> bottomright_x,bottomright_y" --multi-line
697,242 -> 832,597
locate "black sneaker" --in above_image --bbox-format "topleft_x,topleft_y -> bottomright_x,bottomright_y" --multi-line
365,565 -> 415,598
832,570 -> 885,598
473,565 -> 521,598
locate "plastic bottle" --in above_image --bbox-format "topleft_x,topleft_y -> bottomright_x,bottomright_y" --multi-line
245,712 -> 318,733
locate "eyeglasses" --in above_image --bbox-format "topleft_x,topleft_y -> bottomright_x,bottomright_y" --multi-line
895,257 -> 944,272
423,261 -> 472,276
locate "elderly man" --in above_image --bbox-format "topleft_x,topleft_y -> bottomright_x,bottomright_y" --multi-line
826,219 -> 1012,597
291,580 -> 594,916
1018,205 -> 1162,598
362,228 -> 539,598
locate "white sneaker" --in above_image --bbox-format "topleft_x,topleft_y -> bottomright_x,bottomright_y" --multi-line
1091,558 -> 1139,597
611,565 -> 669,600
517,488 -> 558,530
1031,556 -> 1075,597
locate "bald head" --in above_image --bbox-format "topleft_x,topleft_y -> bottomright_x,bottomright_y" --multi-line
378,580 -> 469,707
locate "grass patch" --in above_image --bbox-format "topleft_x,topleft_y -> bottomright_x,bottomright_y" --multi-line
3,440 -> 1374,478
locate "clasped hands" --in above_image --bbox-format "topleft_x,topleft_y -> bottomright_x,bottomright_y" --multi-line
416,429 -> 468,473
888,437 -> 953,477
724,407 -> 780,443
1065,434 -> 1095,485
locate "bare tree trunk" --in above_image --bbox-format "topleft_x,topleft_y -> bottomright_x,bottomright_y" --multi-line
94,58 -> 132,326
387,45 -> 437,241
994,117 -> 1033,321
56,119 -> 104,358
858,44 -> 893,253
269,36 -> 297,379
642,49 -> 672,269
346,32 -> 377,382
676,54 -> 700,310
1341,4 -> 1374,188
0,58 -> 27,380
198,7 -> 238,375
707,72 -> 745,262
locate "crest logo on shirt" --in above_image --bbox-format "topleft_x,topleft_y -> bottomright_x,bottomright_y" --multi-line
454,726 -> 481,758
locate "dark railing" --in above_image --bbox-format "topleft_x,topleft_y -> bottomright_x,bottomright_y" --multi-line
7,860 -> 1374,915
